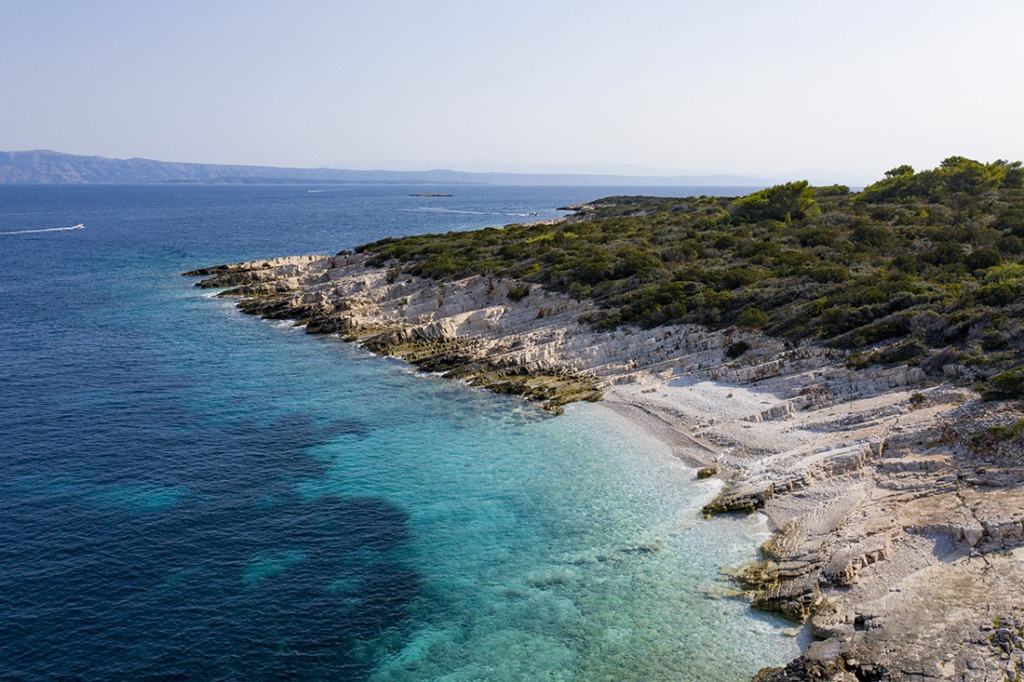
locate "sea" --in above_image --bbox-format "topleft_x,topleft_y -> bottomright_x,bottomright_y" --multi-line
0,184 -> 803,681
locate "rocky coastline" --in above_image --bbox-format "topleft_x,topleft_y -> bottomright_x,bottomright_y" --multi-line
185,253 -> 1024,681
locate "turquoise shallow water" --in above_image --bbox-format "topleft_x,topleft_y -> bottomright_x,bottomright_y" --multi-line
199,308 -> 802,681
0,184 -> 800,679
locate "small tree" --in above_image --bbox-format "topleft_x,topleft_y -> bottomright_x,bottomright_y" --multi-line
885,164 -> 915,178
981,367 -> 1024,401
737,307 -> 770,330
732,181 -> 817,223
940,156 -> 998,195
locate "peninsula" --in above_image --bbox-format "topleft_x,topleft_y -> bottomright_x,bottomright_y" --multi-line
186,157 -> 1024,681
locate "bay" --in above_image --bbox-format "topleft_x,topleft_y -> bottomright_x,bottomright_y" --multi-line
0,184 -> 801,680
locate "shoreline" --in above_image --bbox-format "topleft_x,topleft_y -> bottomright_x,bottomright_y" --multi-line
597,372 -> 1024,680
600,391 -> 720,469
185,254 -> 1024,680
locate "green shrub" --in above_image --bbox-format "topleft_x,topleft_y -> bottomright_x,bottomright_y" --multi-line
850,220 -> 892,248
982,263 -> 1024,283
813,184 -> 851,197
922,243 -> 964,266
507,284 -> 530,302
721,267 -> 763,289
726,341 -> 751,359
612,245 -> 661,279
797,225 -> 840,247
873,339 -> 927,365
940,156 -> 1000,194
970,420 -> 1024,444
737,307 -> 770,330
974,282 -> 1021,306
996,207 -> 1024,236
807,265 -> 850,283
966,248 -> 1002,271
732,181 -> 817,223
981,367 -> 1024,401
845,353 -> 870,370
998,235 -> 1024,254
860,168 -> 940,202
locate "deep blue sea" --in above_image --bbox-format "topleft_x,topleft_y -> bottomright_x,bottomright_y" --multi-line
0,184 -> 801,680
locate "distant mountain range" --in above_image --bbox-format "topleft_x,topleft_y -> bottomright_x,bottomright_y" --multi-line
0,150 -> 772,187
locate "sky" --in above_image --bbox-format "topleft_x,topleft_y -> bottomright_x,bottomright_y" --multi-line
2,0 -> 1022,183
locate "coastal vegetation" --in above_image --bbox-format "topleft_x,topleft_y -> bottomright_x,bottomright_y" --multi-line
191,162 -> 1024,678
357,157 -> 1024,398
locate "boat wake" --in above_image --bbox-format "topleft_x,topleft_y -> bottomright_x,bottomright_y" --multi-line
0,223 -> 84,235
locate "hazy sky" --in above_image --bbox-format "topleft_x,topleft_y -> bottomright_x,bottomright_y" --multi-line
3,1 -> 1022,181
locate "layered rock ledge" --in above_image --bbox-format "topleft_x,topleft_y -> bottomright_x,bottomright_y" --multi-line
185,254 -> 1024,681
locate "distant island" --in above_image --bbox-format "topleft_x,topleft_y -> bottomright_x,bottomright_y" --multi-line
0,149 -> 778,187
187,156 -> 1024,680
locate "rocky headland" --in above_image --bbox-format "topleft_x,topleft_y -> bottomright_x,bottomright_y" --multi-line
186,251 -> 1024,681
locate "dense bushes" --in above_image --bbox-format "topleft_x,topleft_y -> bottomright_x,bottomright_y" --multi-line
860,156 -> 1022,203
360,157 -> 1024,382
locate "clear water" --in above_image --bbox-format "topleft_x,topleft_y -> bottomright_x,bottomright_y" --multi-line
0,184 -> 800,680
